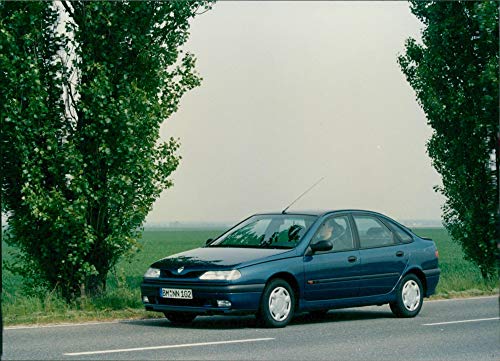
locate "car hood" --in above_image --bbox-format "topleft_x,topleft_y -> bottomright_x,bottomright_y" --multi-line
151,247 -> 295,272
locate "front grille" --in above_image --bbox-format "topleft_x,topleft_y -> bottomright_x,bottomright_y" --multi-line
160,270 -> 205,279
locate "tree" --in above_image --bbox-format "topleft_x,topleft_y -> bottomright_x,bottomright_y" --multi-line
1,0 -> 213,300
398,1 -> 498,279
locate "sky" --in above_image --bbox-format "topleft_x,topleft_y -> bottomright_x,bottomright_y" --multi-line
146,1 -> 445,225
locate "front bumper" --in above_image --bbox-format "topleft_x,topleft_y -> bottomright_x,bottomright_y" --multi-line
141,281 -> 265,315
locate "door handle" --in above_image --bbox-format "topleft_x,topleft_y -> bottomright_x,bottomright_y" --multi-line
347,256 -> 357,263
396,251 -> 404,257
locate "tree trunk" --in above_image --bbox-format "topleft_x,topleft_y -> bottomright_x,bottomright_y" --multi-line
496,128 -> 500,274
85,270 -> 108,297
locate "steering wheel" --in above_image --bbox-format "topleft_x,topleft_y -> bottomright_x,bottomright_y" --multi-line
288,225 -> 304,242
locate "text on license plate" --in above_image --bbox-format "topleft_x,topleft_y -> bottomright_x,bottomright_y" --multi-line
160,288 -> 193,299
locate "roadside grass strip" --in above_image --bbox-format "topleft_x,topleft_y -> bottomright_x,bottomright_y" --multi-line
5,317 -> 165,330
64,338 -> 275,356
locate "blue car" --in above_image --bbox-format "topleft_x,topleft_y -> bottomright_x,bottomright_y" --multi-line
141,210 -> 440,327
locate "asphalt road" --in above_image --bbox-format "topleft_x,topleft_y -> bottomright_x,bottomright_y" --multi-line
2,296 -> 499,361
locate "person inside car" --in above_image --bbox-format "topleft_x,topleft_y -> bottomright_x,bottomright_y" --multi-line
314,218 -> 349,250
316,219 -> 342,240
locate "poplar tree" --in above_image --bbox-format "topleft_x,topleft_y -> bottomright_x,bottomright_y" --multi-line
1,1 -> 213,300
399,1 -> 498,279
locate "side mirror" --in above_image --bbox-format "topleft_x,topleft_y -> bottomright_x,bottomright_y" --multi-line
206,238 -> 214,246
310,240 -> 333,253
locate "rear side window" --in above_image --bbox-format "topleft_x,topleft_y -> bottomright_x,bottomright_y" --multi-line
354,215 -> 395,248
387,222 -> 413,243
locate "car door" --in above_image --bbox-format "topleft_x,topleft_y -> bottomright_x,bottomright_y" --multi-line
303,215 -> 360,300
353,213 -> 409,297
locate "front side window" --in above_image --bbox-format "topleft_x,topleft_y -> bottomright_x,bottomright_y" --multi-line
210,214 -> 317,249
311,215 -> 354,252
354,215 -> 395,248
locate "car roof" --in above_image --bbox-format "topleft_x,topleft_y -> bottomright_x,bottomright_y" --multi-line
256,209 -> 392,218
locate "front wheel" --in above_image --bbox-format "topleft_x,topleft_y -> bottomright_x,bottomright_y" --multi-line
164,312 -> 197,325
390,274 -> 423,318
257,279 -> 295,328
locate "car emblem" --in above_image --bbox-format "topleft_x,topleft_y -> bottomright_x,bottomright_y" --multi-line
177,266 -> 184,273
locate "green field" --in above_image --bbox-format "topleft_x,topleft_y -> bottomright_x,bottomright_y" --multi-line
2,227 -> 497,325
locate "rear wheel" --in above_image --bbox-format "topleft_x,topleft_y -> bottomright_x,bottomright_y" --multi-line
164,312 -> 197,325
257,279 -> 295,328
390,274 -> 423,318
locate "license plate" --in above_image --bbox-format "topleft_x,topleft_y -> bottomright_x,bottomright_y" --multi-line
160,288 -> 193,299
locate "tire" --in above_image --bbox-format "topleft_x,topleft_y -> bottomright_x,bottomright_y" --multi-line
257,279 -> 295,328
164,312 -> 197,325
390,274 -> 424,318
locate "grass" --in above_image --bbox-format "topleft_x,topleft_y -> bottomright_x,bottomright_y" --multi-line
2,227 -> 497,326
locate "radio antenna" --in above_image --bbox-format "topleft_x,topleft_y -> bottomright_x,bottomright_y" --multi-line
282,177 -> 325,214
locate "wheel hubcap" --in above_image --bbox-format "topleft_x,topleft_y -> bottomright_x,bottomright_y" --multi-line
402,280 -> 421,311
269,286 -> 291,321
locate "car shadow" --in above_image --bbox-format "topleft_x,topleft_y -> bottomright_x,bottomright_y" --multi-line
125,315 -> 258,329
124,308 -> 395,330
290,308 -> 395,326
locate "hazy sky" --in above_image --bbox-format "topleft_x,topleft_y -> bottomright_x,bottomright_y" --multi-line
147,1 -> 445,225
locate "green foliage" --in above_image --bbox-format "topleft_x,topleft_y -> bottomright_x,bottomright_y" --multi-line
399,1 -> 499,279
0,1 -> 214,300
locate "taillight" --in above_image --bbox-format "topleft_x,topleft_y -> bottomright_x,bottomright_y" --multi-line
435,249 -> 439,258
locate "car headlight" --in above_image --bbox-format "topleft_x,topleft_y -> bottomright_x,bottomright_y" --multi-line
199,270 -> 241,281
144,267 -> 160,278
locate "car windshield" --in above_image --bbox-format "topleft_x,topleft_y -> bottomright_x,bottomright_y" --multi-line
209,214 -> 317,249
